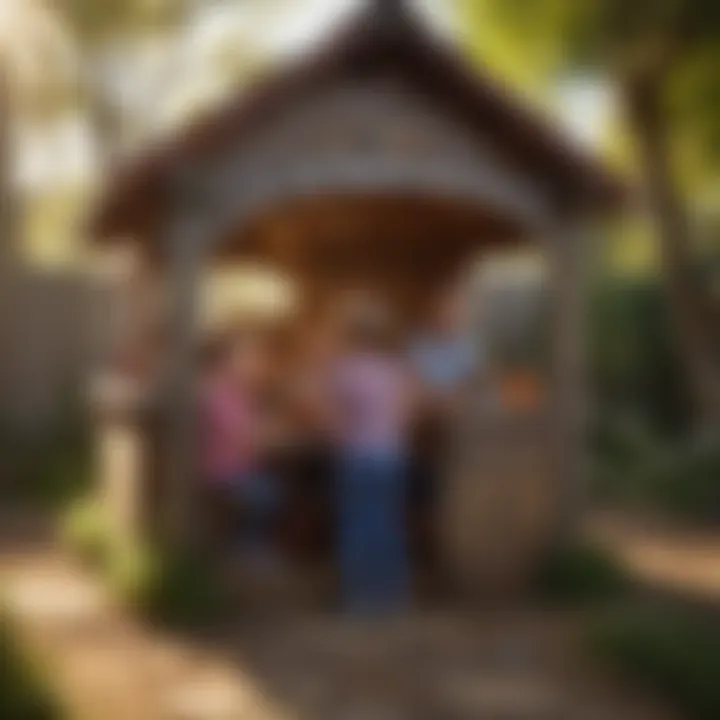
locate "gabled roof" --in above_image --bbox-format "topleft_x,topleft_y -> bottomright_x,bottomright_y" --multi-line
90,1 -> 624,242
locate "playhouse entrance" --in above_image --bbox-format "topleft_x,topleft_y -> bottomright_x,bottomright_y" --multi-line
216,193 -> 525,315
209,192 -> 536,591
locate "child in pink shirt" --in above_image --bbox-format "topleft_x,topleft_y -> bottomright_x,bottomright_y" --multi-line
201,332 -> 278,558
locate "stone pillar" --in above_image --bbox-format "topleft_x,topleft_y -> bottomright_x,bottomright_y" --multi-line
439,217 -> 592,598
441,406 -> 557,598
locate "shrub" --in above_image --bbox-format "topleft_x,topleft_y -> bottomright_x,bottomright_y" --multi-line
592,412 -> 720,523
0,613 -> 63,720
644,439 -> 720,522
591,412 -> 660,506
587,604 -> 720,719
5,419 -> 91,511
62,504 -> 229,629
61,503 -> 230,630
590,273 -> 691,437
536,539 -> 630,603
133,548 -> 232,630
60,497 -> 114,571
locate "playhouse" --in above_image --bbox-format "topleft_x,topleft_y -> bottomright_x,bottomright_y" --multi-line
90,0 -> 622,597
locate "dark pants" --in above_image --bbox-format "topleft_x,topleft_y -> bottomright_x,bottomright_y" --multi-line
337,450 -> 409,613
203,473 -> 279,554
269,441 -> 335,560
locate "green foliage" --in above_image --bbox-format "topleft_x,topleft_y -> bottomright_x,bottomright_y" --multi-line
133,548 -> 232,630
639,438 -> 720,522
2,407 -> 92,511
591,413 -> 658,505
61,501 -> 230,629
98,538 -> 231,629
593,413 -> 720,521
458,0 -> 720,189
669,44 -> 720,189
0,0 -> 77,120
536,539 -> 630,603
23,441 -> 91,510
457,0 -> 557,96
590,262 -> 720,520
60,497 -> 113,570
24,185 -> 87,266
460,0 -> 720,72
590,272 -> 692,436
56,0 -> 183,47
0,614 -> 63,720
587,604 -> 720,719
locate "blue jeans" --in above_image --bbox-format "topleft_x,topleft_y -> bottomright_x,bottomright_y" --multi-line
337,450 -> 409,613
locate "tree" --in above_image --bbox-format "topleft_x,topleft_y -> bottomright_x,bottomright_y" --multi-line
0,0 -> 75,266
458,0 -> 720,430
54,0 -> 188,165
55,0 -> 283,166
0,0 -> 77,423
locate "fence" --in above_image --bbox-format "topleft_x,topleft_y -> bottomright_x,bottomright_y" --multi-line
0,267 -> 130,431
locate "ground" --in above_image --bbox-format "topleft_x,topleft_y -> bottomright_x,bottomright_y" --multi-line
588,510 -> 720,604
0,511 -> 691,720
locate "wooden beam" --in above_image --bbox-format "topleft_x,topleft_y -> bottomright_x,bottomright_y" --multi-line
548,216 -> 592,537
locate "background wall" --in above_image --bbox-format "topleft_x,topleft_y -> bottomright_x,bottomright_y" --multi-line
0,268 -> 130,431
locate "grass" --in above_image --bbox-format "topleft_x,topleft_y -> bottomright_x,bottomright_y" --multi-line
61,498 -> 231,630
536,539 -> 631,604
0,612 -> 64,720
587,604 -> 720,719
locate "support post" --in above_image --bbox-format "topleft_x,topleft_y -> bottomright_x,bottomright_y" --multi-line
548,215 -> 593,537
162,213 -> 205,550
439,255 -> 555,598
440,218 -> 593,598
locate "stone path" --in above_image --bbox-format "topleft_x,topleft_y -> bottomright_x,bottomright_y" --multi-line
0,513 -> 673,720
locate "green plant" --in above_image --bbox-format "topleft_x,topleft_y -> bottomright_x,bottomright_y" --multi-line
591,273 -> 692,437
537,540 -> 630,603
134,547 -> 232,629
587,605 -> 720,719
644,439 -> 720,522
4,413 -> 92,511
60,497 -> 114,570
591,412 -> 659,505
592,412 -> 720,523
60,496 -> 229,629
0,613 -> 63,720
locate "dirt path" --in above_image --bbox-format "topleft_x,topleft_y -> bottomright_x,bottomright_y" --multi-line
0,512 -> 672,720
588,510 -> 720,604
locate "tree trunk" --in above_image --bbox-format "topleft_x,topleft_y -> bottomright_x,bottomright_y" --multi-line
624,70 -> 720,432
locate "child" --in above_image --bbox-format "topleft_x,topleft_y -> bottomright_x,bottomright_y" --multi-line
329,300 -> 414,613
200,330 -> 279,566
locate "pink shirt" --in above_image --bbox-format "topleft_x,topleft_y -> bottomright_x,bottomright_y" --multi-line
201,376 -> 254,483
331,353 -> 408,452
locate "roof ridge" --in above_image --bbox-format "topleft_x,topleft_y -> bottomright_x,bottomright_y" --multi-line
373,0 -> 407,12
371,0 -> 411,29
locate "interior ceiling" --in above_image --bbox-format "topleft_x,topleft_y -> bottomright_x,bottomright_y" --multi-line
214,193 -> 527,288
